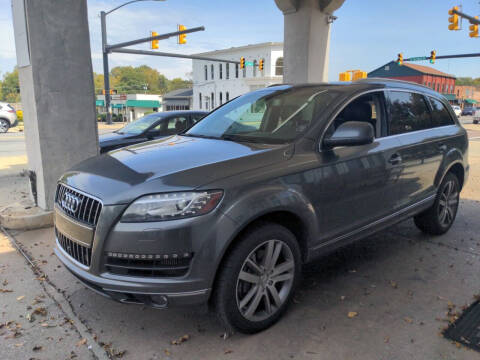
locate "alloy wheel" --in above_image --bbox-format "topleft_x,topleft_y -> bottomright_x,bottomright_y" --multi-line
0,119 -> 9,133
235,239 -> 295,322
438,180 -> 459,227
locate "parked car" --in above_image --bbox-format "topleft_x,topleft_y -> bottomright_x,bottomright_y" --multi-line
0,102 -> 18,133
98,110 -> 208,153
452,105 -> 461,117
474,108 -> 480,124
461,106 -> 476,116
54,79 -> 468,333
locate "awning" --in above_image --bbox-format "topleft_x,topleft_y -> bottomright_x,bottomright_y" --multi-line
126,100 -> 160,108
442,94 -> 456,101
112,103 -> 125,109
95,100 -> 104,106
465,98 -> 478,104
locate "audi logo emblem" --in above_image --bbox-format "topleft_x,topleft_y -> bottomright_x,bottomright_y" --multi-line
61,193 -> 82,213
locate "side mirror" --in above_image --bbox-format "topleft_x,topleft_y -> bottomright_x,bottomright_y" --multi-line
323,121 -> 374,149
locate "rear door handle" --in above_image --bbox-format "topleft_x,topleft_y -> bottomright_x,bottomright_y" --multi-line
388,153 -> 402,165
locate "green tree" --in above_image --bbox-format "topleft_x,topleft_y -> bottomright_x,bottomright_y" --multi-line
167,77 -> 193,92
1,68 -> 21,103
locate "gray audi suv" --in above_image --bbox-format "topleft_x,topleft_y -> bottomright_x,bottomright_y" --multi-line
54,79 -> 469,333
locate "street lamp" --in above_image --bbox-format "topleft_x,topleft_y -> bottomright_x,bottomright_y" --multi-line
101,0 -> 165,124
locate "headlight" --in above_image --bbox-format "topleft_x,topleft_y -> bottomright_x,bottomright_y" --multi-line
121,190 -> 223,222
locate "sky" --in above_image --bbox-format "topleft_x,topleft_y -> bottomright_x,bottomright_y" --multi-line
0,0 -> 480,81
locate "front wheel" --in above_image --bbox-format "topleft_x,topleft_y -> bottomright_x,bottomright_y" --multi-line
0,119 -> 10,133
214,222 -> 301,334
414,173 -> 460,235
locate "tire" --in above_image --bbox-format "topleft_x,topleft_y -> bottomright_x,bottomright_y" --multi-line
214,222 -> 301,334
0,119 -> 10,133
474,119 -> 479,124
414,173 -> 460,235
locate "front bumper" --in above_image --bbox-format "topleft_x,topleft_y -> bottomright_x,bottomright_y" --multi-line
54,196 -> 238,308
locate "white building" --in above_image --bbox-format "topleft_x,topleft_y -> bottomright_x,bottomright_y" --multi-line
192,42 -> 283,111
96,93 -> 162,121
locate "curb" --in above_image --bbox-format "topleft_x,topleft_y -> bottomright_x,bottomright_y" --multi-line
0,203 -> 53,230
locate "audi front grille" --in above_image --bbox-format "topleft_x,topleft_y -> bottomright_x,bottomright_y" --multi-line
55,184 -> 102,226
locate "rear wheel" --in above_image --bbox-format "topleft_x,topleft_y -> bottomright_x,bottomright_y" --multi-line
214,222 -> 301,334
414,173 -> 460,235
474,119 -> 479,124
0,119 -> 10,133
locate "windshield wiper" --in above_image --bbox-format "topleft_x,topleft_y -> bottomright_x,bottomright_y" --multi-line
182,133 -> 221,140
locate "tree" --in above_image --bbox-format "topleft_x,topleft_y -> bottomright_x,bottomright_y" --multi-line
1,68 -> 21,103
167,77 -> 193,92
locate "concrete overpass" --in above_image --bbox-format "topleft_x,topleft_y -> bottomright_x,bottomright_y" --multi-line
11,0 -> 345,210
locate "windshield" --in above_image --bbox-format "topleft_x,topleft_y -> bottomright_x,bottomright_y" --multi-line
118,113 -> 163,135
186,87 -> 338,143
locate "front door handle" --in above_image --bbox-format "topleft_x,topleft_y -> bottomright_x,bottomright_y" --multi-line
388,153 -> 402,165
438,144 -> 447,152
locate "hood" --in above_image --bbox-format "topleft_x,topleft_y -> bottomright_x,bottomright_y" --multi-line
61,135 -> 291,205
98,131 -> 133,144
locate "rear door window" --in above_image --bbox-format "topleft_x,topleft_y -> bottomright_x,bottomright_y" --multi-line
428,97 -> 455,127
387,91 -> 431,135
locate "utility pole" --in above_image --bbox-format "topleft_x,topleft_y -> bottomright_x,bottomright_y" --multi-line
100,11 -> 112,124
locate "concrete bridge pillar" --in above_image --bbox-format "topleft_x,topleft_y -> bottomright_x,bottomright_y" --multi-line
12,0 -> 98,210
275,0 -> 345,83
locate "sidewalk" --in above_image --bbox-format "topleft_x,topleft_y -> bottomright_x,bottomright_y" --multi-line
0,230 -> 97,360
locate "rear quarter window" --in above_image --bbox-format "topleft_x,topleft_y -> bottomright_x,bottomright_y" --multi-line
429,97 -> 455,127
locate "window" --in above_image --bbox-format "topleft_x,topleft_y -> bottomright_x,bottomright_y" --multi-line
199,93 -> 202,109
226,63 -> 230,79
387,91 -> 431,135
211,64 -> 214,80
191,113 -> 205,124
151,116 -> 187,135
226,92 -> 229,102
327,93 -> 383,138
429,97 -> 455,127
427,82 -> 431,88
253,60 -> 257,77
235,63 -> 239,78
220,92 -> 223,105
211,92 -> 214,109
275,57 -> 283,76
204,65 -> 208,81
219,64 -> 223,79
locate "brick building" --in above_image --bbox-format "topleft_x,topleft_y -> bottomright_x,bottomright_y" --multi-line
454,85 -> 479,107
368,61 -> 456,94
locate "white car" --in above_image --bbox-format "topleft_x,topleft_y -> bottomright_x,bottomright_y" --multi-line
452,105 -> 461,117
0,102 -> 18,133
474,108 -> 480,124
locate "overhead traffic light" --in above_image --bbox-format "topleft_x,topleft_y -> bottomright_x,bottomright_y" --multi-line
151,31 -> 159,49
469,16 -> 479,38
102,89 -> 117,95
259,58 -> 264,71
338,72 -> 351,81
178,25 -> 187,44
397,53 -> 403,66
448,6 -> 460,31
430,50 -> 436,64
240,57 -> 245,69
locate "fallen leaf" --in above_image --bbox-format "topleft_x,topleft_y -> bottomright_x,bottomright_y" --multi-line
0,289 -> 13,293
26,313 -> 35,323
404,317 -> 413,324
224,350 -> 233,354
164,349 -> 171,356
2,280 -> 8,286
14,343 -> 23,347
390,281 -> 398,289
340,296 -> 346,301
16,295 -> 25,301
384,336 -> 389,343
33,307 -> 47,316
347,311 -> 358,318
76,338 -> 87,347
32,345 -> 43,351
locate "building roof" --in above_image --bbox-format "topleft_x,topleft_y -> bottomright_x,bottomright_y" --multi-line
163,88 -> 193,99
402,63 -> 455,78
194,42 -> 283,56
368,61 -> 456,79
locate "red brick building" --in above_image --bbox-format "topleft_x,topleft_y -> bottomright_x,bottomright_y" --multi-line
368,61 -> 456,94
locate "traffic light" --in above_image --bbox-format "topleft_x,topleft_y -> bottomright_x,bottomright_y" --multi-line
448,6 -> 459,31
178,25 -> 187,44
430,50 -> 436,64
397,53 -> 403,66
151,31 -> 159,49
338,72 -> 351,81
469,16 -> 479,38
259,58 -> 264,71
240,57 -> 245,69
